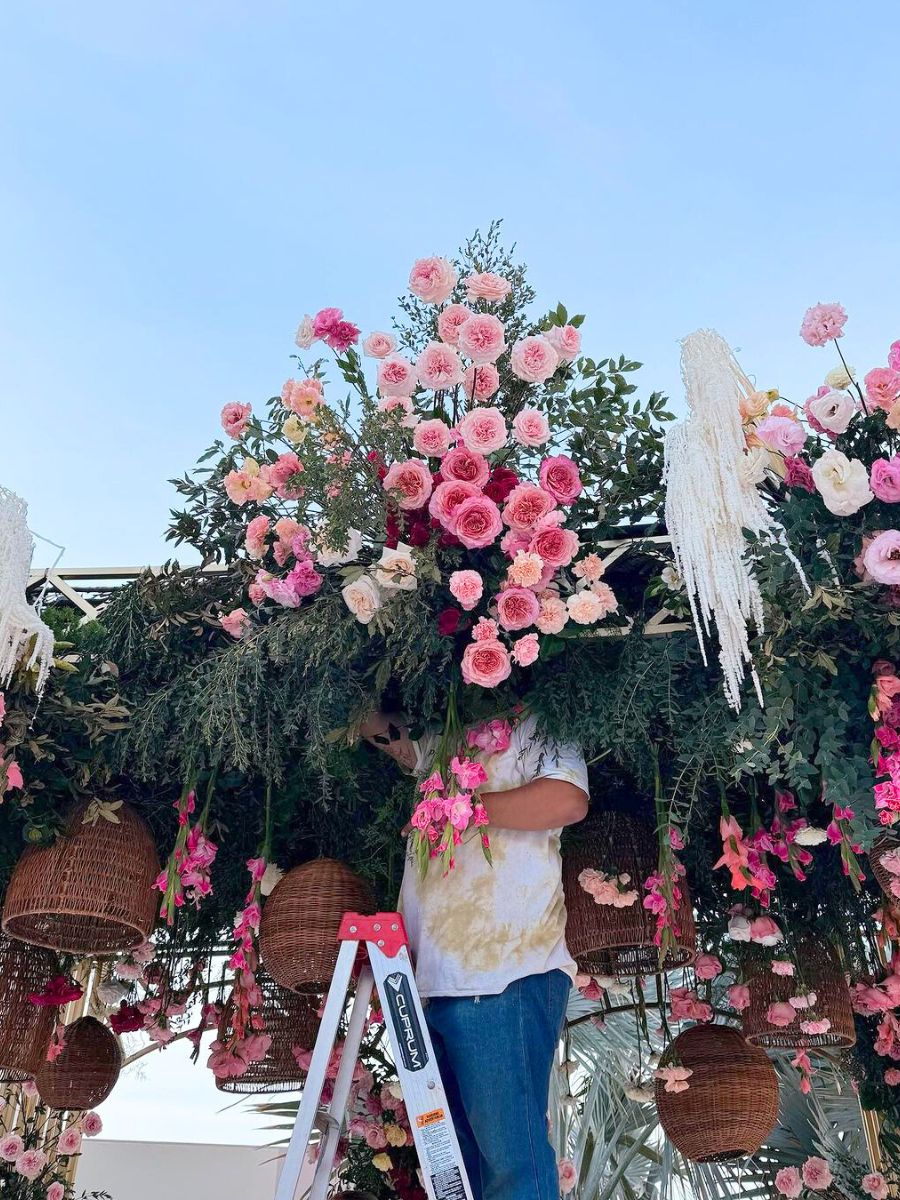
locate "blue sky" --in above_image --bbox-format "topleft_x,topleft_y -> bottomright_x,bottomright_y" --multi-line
3,0 -> 899,571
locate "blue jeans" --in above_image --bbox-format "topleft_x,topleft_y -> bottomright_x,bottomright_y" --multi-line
424,970 -> 570,1200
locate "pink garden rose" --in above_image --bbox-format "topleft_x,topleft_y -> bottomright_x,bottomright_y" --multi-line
800,302 -> 847,346
437,304 -> 473,346
535,595 -> 568,634
220,608 -> 250,639
766,1001 -> 796,1028
862,1173 -> 889,1200
464,272 -> 512,303
456,407 -> 508,455
47,1184 -> 66,1200
727,983 -> 751,1012
512,408 -> 551,447
749,915 -> 783,945
416,341 -> 464,390
461,639 -> 512,688
539,455 -> 582,504
440,445 -> 491,487
428,480 -> 481,528
413,418 -> 453,458
512,632 -> 540,666
14,1148 -> 48,1180
871,457 -> 900,503
503,483 -> 556,532
546,324 -> 582,362
377,354 -> 417,397
694,954 -> 723,981
58,1127 -> 82,1155
510,335 -> 559,384
865,367 -> 900,412
363,331 -> 397,358
0,1134 -> 23,1162
885,1067 -> 900,1085
449,570 -> 483,610
457,314 -> 507,364
530,524 -> 579,568
377,396 -> 417,427
495,587 -> 541,631
755,415 -> 807,457
863,530 -> 900,584
81,1112 -> 103,1137
282,378 -> 324,420
801,1157 -> 833,1191
221,402 -> 252,439
382,459 -> 433,510
294,315 -> 315,349
806,388 -> 856,434
265,452 -> 303,496
775,1167 -> 803,1198
244,515 -> 270,559
453,496 -> 503,549
463,363 -> 501,402
409,256 -> 457,304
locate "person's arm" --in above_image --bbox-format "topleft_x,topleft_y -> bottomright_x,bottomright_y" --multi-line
480,777 -> 588,832
358,712 -> 418,773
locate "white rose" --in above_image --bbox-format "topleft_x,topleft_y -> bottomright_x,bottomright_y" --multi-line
811,449 -> 874,516
825,365 -> 855,390
315,528 -> 363,568
660,565 -> 682,591
373,542 -> 417,592
807,388 -> 857,435
793,826 -> 829,846
727,913 -> 752,941
741,445 -> 771,487
341,575 -> 382,624
294,315 -> 316,350
260,863 -> 284,896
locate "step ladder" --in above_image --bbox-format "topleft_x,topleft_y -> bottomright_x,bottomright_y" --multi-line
275,912 -> 475,1200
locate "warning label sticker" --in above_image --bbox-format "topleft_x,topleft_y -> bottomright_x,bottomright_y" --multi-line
416,1108 -> 445,1128
430,1166 -> 466,1200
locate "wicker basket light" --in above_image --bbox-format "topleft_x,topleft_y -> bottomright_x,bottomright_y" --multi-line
35,1016 -> 122,1110
870,834 -> 900,903
563,812 -> 696,976
259,859 -> 374,995
2,802 -> 160,955
215,973 -> 321,1095
655,1024 -> 779,1162
743,937 -> 855,1051
0,934 -> 57,1081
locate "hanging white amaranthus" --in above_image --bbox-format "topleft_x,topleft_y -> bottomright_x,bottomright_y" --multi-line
663,330 -> 807,710
0,488 -> 54,695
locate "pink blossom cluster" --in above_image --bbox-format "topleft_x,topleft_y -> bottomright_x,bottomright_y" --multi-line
870,660 -> 900,828
409,756 -> 490,874
154,789 -> 219,924
578,867 -> 638,907
643,840 -> 688,953
347,1080 -> 415,1152
668,986 -> 712,1023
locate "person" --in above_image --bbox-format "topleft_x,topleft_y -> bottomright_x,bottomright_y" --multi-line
361,710 -> 589,1200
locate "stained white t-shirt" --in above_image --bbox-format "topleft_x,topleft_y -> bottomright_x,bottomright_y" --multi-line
398,714 -> 589,998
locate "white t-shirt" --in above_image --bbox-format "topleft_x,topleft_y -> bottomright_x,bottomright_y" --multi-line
398,714 -> 589,998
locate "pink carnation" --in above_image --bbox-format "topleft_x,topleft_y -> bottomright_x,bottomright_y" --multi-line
510,335 -> 559,384
775,1167 -> 803,1198
458,314 -> 507,364
449,570 -> 484,611
409,256 -> 457,304
413,418 -> 453,458
0,1134 -> 23,1162
784,456 -> 816,493
378,354 -> 417,397
512,632 -> 540,666
755,415 -> 807,457
694,953 -> 723,981
461,639 -> 512,688
453,496 -> 503,549
467,717 -> 512,751
416,341 -> 464,390
863,530 -> 900,585
546,324 -> 582,363
503,483 -> 556,532
557,1159 -> 577,1194
363,331 -> 396,358
429,480 -> 481,528
530,524 -> 579,568
382,459 -> 433,511
801,1157 -> 833,1191
456,407 -> 508,455
539,455 -> 582,505
14,1148 -> 48,1180
727,983 -> 751,1012
749,915 -> 783,945
771,960 -> 795,977
862,1173 -> 889,1200
871,457 -> 900,502
512,408 -> 551,447
800,302 -> 847,347
766,1001 -> 796,1028
220,608 -> 250,639
464,272 -> 511,303
535,595 -> 568,634
441,446 -> 490,487
313,307 -> 359,352
221,402 -> 252,439
437,304 -> 473,346
495,587 -> 541,631
81,1111 -> 103,1137
472,617 -> 499,642
463,363 -> 501,402
866,367 -> 900,412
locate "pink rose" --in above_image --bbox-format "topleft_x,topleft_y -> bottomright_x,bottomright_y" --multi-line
413,418 -> 453,458
890,341 -> 900,372
503,483 -> 556,532
512,408 -> 551,447
546,324 -> 582,363
47,1184 -> 66,1200
467,718 -> 512,752
408,256 -> 457,304
377,354 -> 417,397
244,514 -> 269,559
536,595 -> 568,634
4,761 -> 23,791
220,608 -> 250,639
266,452 -> 304,495
0,1134 -> 23,1162
83,1111 -> 104,1137
457,314 -> 507,364
441,446 -> 491,487
863,530 -> 900,584
886,1067 -> 900,1085
461,639 -> 512,688
694,953 -> 723,981
221,402 -> 252,439
382,459 -> 433,510
749,915 -> 783,945
800,302 -> 847,347
727,983 -> 751,1012
862,1174 -> 889,1200
472,617 -> 499,642
377,396 -> 417,427
495,586 -> 541,631
871,457 -> 900,503
437,304 -> 473,346
866,367 -> 900,411
539,455 -> 582,504
529,524 -> 579,568
58,1127 -> 82,1155
512,632 -> 540,666
801,1157 -> 833,1191
456,407 -> 508,455
416,341 -> 464,390
429,480 -> 481,528
453,496 -> 503,549
755,415 -> 807,457
282,378 -> 324,420
363,331 -> 396,358
463,363 -> 501,402
464,272 -> 511,303
766,1001 -> 796,1028
775,1167 -> 803,1198
14,1149 -> 48,1180
449,570 -> 484,611
510,335 -> 559,384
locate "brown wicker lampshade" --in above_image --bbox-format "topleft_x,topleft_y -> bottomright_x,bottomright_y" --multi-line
35,1016 -> 122,1110
260,859 -> 374,995
743,937 -> 855,1051
2,802 -> 160,955
215,973 -> 321,1095
655,1024 -> 779,1162
870,834 -> 900,903
563,812 -> 696,976
0,934 -> 57,1081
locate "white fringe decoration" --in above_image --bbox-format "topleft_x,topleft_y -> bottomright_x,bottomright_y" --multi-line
0,488 -> 55,695
663,330 -> 808,711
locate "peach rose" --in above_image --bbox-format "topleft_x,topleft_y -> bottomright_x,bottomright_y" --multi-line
464,272 -> 511,303
463,363 -> 501,402
428,480 -> 481,528
456,407 -> 508,455
461,639 -> 512,687
865,367 -> 900,412
341,575 -> 382,624
382,459 -> 433,510
449,570 -> 483,611
546,324 -> 581,363
566,590 -> 606,624
507,550 -> 545,588
510,335 -> 559,383
457,314 -> 507,364
539,455 -> 582,504
437,304 -> 473,346
536,595 -> 568,634
416,341 -> 464,390
282,378 -> 324,420
530,524 -> 579,568
363,331 -> 397,358
495,586 -> 540,631
408,256 -> 457,304
739,389 -> 773,421
512,408 -> 551,447
441,446 -> 490,487
377,354 -> 417,397
502,483 -> 556,532
453,495 -> 503,549
413,418 -> 453,458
